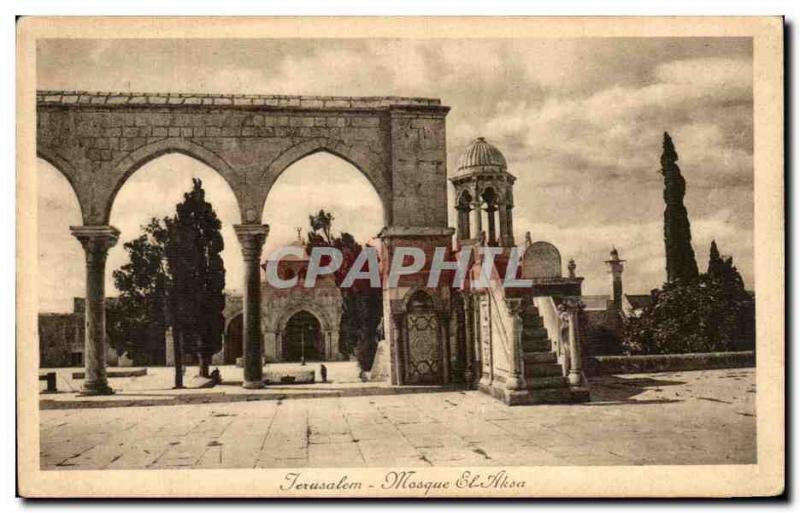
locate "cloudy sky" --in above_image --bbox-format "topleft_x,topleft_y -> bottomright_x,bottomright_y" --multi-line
37,38 -> 753,312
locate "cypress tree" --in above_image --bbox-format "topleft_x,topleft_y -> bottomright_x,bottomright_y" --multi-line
707,240 -> 746,292
707,240 -> 724,278
165,179 -> 226,381
661,132 -> 698,282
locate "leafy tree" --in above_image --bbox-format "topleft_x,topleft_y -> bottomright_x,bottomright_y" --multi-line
108,219 -> 170,365
309,209 -> 335,244
306,210 -> 383,372
622,243 -> 754,354
165,179 -> 226,380
661,132 -> 699,283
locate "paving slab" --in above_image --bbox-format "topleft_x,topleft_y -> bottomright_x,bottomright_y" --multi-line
40,368 -> 756,469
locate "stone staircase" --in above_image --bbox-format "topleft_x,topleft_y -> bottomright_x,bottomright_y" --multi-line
510,304 -> 590,405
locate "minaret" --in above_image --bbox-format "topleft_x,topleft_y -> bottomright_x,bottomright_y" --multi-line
605,247 -> 625,311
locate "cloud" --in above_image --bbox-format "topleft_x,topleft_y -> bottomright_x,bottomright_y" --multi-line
521,206 -> 753,296
262,152 -> 385,256
36,38 -> 755,310
654,57 -> 753,94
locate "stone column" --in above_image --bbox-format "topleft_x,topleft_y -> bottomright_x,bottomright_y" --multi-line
562,298 -> 585,386
462,294 -> 475,385
235,224 -> 269,389
470,201 -> 483,240
70,225 -> 119,396
453,298 -> 466,383
504,298 -> 526,391
485,205 -> 497,245
391,312 -> 405,385
325,331 -> 332,360
331,330 -> 341,361
498,203 -> 515,247
456,206 -> 470,241
438,312 -> 451,385
477,295 -> 490,388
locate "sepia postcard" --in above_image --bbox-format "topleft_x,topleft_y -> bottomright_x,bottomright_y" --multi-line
16,16 -> 784,498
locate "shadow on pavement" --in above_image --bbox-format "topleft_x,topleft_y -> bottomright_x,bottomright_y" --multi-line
39,384 -> 463,410
587,375 -> 687,405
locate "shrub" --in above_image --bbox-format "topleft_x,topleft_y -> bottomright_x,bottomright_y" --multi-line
622,274 -> 754,355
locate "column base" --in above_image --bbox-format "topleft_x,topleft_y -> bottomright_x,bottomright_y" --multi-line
79,381 -> 115,396
242,380 -> 265,390
505,374 -> 526,391
463,368 -> 475,387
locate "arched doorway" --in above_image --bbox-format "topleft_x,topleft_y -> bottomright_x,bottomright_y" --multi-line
282,310 -> 324,362
224,313 -> 244,364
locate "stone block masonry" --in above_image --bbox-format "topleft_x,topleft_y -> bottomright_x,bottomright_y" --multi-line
37,89 -> 452,393
37,91 -> 450,226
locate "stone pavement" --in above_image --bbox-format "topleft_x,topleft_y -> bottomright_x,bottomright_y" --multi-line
41,361 -> 364,394
39,362 -> 418,409
39,368 -> 756,469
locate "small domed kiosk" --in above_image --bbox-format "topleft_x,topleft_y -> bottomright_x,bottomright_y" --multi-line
450,137 -> 516,247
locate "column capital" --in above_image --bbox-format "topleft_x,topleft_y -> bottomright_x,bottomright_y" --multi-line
504,297 -> 525,318
234,224 -> 270,261
70,225 -> 120,257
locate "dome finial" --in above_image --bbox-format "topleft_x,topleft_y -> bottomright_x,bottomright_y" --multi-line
456,136 -> 508,174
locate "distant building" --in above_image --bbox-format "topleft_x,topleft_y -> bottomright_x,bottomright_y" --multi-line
38,298 -> 121,368
218,233 -> 345,365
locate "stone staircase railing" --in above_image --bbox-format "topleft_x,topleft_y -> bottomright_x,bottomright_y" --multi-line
484,275 -> 524,389
471,245 -> 589,405
534,296 -> 569,375
534,296 -> 588,387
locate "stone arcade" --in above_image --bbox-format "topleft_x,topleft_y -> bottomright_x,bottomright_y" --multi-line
37,90 -> 590,404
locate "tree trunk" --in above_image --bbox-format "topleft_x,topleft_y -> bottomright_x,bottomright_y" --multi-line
174,330 -> 184,389
199,353 -> 211,378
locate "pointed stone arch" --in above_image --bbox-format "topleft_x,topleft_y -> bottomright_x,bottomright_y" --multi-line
261,138 -> 391,226
36,146 -> 88,223
104,137 -> 244,224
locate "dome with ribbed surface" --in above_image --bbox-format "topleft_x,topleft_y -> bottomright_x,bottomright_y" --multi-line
456,137 -> 507,174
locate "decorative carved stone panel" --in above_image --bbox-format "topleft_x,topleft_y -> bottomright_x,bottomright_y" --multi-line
522,241 -> 562,278
480,296 -> 492,378
404,312 -> 441,385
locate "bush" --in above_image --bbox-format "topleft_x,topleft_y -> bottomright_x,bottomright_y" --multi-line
622,274 -> 754,355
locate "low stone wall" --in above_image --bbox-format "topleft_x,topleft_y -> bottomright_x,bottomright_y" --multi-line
585,351 -> 755,376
